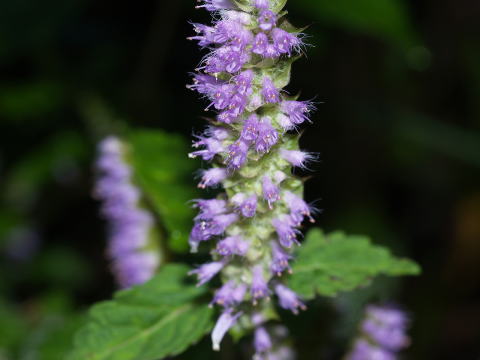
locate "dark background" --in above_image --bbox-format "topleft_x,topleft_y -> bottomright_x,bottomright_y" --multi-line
0,0 -> 479,359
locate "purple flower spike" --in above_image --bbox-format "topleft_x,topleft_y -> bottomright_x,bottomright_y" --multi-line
251,265 -> 270,304
227,140 -> 250,170
252,32 -> 269,57
262,176 -> 280,209
274,284 -> 306,314
258,10 -> 277,32
217,235 -> 249,256
212,281 -> 247,307
279,149 -> 315,168
197,0 -> 235,12
199,168 -> 228,188
284,191 -> 314,225
212,310 -> 242,351
254,327 -> 273,354
271,28 -> 301,55
262,77 -> 281,104
271,242 -> 292,276
189,261 -> 225,286
272,216 -> 300,248
363,306 -> 410,351
280,100 -> 313,125
255,118 -> 278,153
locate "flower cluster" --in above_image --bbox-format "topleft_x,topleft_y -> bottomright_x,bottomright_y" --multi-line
347,305 -> 410,360
188,0 -> 315,356
95,137 -> 161,288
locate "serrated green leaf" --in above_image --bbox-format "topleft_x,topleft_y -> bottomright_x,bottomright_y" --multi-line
288,229 -> 421,299
293,0 -> 418,49
68,264 -> 214,360
128,130 -> 198,253
232,0 -> 253,12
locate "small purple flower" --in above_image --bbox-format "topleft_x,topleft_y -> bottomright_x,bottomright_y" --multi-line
265,43 -> 281,58
193,198 -> 228,220
212,310 -> 242,351
252,32 -> 269,57
254,326 -> 273,354
262,77 -> 281,104
197,0 -> 235,12
270,242 -> 292,276
217,235 -> 249,256
189,261 -> 225,286
363,306 -> 410,351
255,118 -> 278,153
205,46 -> 250,74
212,281 -> 247,307
283,191 -> 314,225
241,114 -> 260,142
234,69 -> 254,95
251,265 -> 270,304
188,73 -> 223,96
258,10 -> 277,31
276,113 -> 296,131
210,84 -> 235,110
279,149 -> 315,168
274,284 -> 306,314
190,136 -> 225,161
189,213 -> 239,251
227,140 -> 250,170
280,100 -> 313,125
272,216 -> 299,248
199,168 -> 228,188
239,194 -> 258,218
347,339 -> 395,360
271,28 -> 301,55
262,176 -> 280,209
254,0 -> 269,9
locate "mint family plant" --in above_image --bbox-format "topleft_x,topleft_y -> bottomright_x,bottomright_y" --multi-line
68,1 -> 420,359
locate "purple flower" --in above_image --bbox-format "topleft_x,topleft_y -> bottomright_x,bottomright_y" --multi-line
272,216 -> 299,248
262,77 -> 281,104
209,84 -> 235,110
197,0 -> 235,12
234,69 -> 254,95
255,118 -> 278,153
188,23 -> 217,47
193,198 -> 228,220
238,194 -> 258,218
251,265 -> 270,304
274,284 -> 306,314
189,213 -> 239,251
188,73 -> 224,96
262,176 -> 280,208
254,327 -> 273,354
347,339 -> 395,360
212,310 -> 242,351
190,135 -> 225,161
198,168 -> 228,188
241,114 -> 260,142
283,191 -> 314,225
252,32 -> 269,57
189,261 -> 225,286
258,10 -> 277,31
212,281 -> 247,307
279,149 -> 315,168
227,140 -> 250,170
205,46 -> 250,74
271,28 -> 301,55
276,113 -> 296,131
113,252 -> 159,288
254,0 -> 270,9
270,242 -> 292,276
363,306 -> 410,351
216,235 -> 249,256
280,100 -> 313,125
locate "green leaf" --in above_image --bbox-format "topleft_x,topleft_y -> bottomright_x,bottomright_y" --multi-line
68,264 -> 214,360
293,0 -> 418,49
288,229 -> 421,299
128,130 -> 198,253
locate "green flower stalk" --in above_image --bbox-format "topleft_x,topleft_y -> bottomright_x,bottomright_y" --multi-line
188,0 -> 315,357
